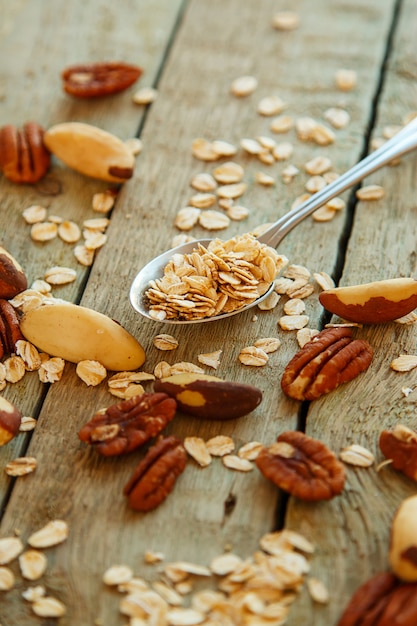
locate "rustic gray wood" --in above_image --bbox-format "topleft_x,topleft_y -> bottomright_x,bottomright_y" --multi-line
1,0 -> 416,624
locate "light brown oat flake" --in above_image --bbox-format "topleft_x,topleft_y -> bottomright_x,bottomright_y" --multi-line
238,346 -> 269,367
92,190 -> 116,213
189,193 -> 216,209
21,585 -> 46,602
144,550 -> 165,564
132,86 -> 158,104
165,561 -> 211,580
170,362 -> 205,376
206,435 -> 235,457
76,360 -> 107,386
19,416 -> 37,432
212,161 -> 244,185
324,107 -> 350,129
210,553 -> 242,576
4,356 -> 26,383
171,234 -> 196,248
230,75 -> 258,97
0,566 -> 15,590
284,264 -> 311,281
258,150 -> 275,165
390,355 -> 417,372
255,171 -> 275,186
288,282 -> 315,299
326,197 -> 346,211
190,172 -> 217,192
167,607 -> 205,625
356,184 -> 385,201
257,95 -> 287,116
270,115 -> 294,134
238,441 -> 264,461
107,372 -> 152,398
272,10 -> 300,30
175,207 -> 201,231
312,205 -> 337,222
191,138 -> 220,162
32,596 -> 66,618
240,137 -> 263,155
313,272 -> 335,291
44,266 -> 77,285
334,68 -> 357,91
28,520 -> 69,549
395,311 -> 417,325
284,298 -> 306,316
305,175 -> 327,194
257,291 -> 280,311
153,581 -> 183,606
14,340 -> 42,371
0,537 -> 24,565
197,350 -> 222,369
30,279 -> 51,294
339,444 -> 374,467
222,455 -> 253,472
216,182 -> 247,200
19,550 -> 48,581
282,164 -> 300,184
125,136 -> 142,154
272,141 -> 294,161
5,456 -> 37,477
74,244 -> 95,266
296,116 -> 318,141
212,140 -> 238,157
154,361 -> 173,379
307,576 -> 330,604
253,337 -> 281,353
311,124 -> 335,146
83,231 -> 107,251
323,171 -> 340,184
153,334 -> 179,351
103,564 -> 134,586
198,210 -> 230,231
30,221 -> 58,242
38,357 -> 65,383
184,437 -> 212,467
296,327 -> 319,348
278,314 -> 309,331
22,204 -> 48,224
226,204 -> 250,221
305,156 -> 332,176
57,220 -> 81,243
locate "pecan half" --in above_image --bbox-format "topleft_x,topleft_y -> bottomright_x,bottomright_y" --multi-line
256,430 -> 346,500
379,425 -> 417,481
124,436 -> 187,512
281,327 -> 373,401
78,393 -> 176,456
0,122 -> 50,184
337,571 -> 417,626
61,61 -> 142,98
0,299 -> 24,360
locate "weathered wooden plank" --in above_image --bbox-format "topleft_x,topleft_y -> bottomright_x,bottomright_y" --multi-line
287,0 -> 417,623
0,0 -> 407,624
0,0 -> 184,505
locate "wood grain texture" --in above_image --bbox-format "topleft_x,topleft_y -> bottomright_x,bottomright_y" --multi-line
1,0 -> 416,624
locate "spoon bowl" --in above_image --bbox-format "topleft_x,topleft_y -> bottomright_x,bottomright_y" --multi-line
130,117 -> 417,324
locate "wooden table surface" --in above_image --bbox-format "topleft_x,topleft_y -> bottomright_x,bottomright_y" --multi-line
1,0 -> 417,624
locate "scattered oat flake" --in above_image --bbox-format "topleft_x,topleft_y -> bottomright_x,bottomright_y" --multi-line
324,107 -> 350,129
190,172 -> 217,192
279,314 -> 309,331
39,357 -> 65,383
238,346 -> 269,366
340,444 -> 374,467
255,171 -> 275,186
326,197 -> 346,211
206,435 -> 235,457
283,298 -> 305,316
22,584 -> 46,602
210,553 -> 242,576
167,607 -> 205,625
272,10 -> 300,30
257,291 -> 280,311
23,204 -> 48,224
270,115 -> 294,133
230,75 -> 258,97
312,205 -> 337,222
76,360 -> 107,386
74,244 -> 95,266
19,416 -> 37,432
257,95 -> 287,116
0,537 -> 24,565
170,362 -> 205,375
197,350 -> 222,369
92,190 -> 117,213
313,272 -> 335,290
132,86 -> 158,104
184,437 -> 212,467
227,204 -> 250,221
175,207 -> 201,231
0,566 -> 15,590
335,68 -> 357,91
30,222 -> 58,242
311,124 -> 335,146
395,312 -> 417,324
44,266 -> 77,285
213,161 -> 244,184
84,231 -> 107,250
390,355 -> 417,372
153,334 -> 179,351
19,550 -> 48,581
356,185 -> 385,200
5,456 -> 37,476
28,520 -> 69,549
166,561 -> 211,578
103,564 -> 134,586
253,337 -> 281,353
32,596 -> 66,618
240,138 -> 263,155
217,182 -> 247,199
307,577 -> 330,604
57,220 -> 81,243
222,455 -> 253,472
212,140 -> 238,157
144,550 -> 165,564
189,193 -> 216,209
198,210 -> 230,230
238,441 -> 264,461
191,138 -> 219,162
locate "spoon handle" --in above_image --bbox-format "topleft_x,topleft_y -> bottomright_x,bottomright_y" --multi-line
257,116 -> 417,249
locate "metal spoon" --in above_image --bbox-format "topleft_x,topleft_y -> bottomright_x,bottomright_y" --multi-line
130,117 -> 417,324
